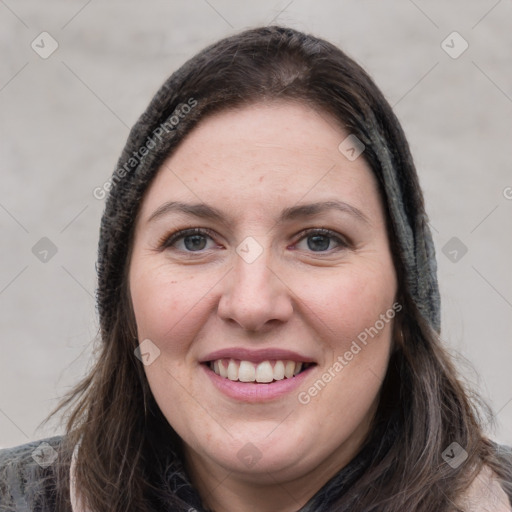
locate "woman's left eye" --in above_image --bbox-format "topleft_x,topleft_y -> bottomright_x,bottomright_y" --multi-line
159,227 -> 348,254
294,228 -> 349,252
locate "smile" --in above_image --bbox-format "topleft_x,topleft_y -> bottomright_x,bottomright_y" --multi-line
208,359 -> 313,383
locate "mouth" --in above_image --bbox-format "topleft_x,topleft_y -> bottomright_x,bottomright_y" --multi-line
203,359 -> 316,383
199,348 -> 317,401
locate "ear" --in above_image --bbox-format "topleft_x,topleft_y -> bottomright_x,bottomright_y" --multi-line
391,322 -> 404,354
391,295 -> 405,353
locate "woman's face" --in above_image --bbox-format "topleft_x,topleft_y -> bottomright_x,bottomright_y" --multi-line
129,101 -> 398,488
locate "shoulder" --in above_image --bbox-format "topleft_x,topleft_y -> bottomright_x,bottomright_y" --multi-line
456,444 -> 512,512
496,443 -> 512,472
0,436 -> 65,511
0,436 -> 64,465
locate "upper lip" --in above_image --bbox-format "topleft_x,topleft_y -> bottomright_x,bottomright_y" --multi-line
200,348 -> 316,365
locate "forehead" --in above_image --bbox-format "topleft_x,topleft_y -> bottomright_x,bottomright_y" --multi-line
139,101 -> 383,223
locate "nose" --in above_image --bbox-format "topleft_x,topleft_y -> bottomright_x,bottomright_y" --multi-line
217,244 -> 294,332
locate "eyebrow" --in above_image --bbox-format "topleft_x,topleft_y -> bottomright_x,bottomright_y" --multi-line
147,200 -> 369,225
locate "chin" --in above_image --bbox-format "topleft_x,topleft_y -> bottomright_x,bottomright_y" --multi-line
192,422 -> 324,481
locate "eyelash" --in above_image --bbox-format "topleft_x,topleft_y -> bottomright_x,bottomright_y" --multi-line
158,227 -> 350,254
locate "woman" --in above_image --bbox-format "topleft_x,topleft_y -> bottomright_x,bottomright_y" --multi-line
1,25 -> 511,512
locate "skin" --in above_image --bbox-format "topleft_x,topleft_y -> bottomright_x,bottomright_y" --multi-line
129,101 -> 398,512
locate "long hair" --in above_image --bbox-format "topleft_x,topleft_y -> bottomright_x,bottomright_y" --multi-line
42,26 -> 511,511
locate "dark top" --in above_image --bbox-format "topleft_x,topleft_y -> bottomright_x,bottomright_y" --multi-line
1,435 -> 511,511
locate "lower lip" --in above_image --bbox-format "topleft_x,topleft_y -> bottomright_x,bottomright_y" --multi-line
202,364 -> 315,402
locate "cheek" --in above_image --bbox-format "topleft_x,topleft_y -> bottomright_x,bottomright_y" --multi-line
129,260 -> 212,355
296,260 -> 397,348
294,258 -> 397,436
129,262 -> 209,431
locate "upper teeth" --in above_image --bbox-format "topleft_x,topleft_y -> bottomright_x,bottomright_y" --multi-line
211,359 -> 304,383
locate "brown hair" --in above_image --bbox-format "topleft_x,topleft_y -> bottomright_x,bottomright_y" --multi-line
43,25 -> 511,511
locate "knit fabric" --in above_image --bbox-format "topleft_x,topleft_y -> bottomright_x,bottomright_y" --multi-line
0,437 -> 60,511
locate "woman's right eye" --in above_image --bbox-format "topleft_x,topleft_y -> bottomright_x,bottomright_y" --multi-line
159,228 -> 218,253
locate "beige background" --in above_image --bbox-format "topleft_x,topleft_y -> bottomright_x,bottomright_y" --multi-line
1,0 -> 511,449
